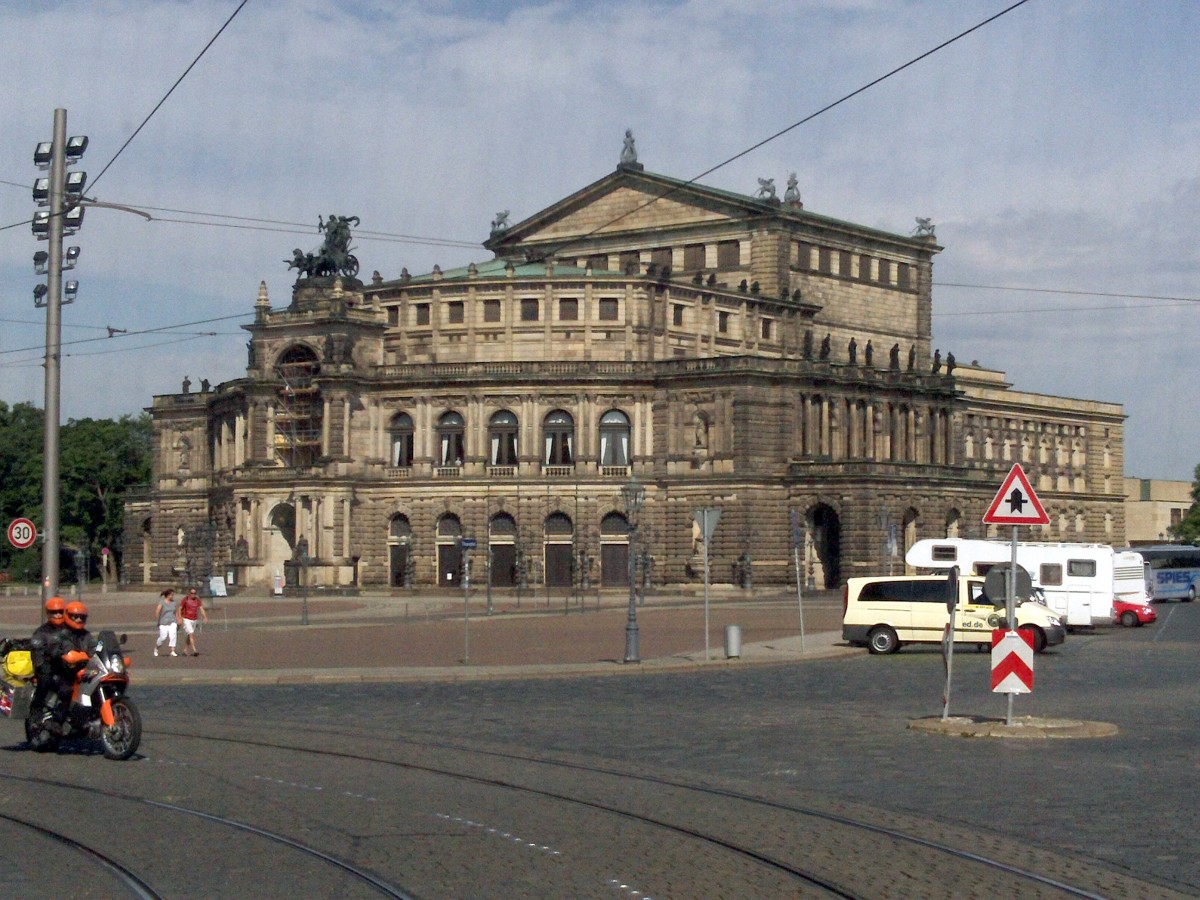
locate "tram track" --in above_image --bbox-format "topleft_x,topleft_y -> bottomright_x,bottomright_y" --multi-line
144,724 -> 1158,899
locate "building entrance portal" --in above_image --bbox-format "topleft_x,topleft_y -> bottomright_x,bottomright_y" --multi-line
809,504 -> 841,588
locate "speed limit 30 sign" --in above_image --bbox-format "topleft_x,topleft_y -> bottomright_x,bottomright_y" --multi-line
7,518 -> 37,550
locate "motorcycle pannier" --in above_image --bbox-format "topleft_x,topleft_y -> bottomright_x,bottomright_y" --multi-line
2,649 -> 34,683
0,681 -> 33,719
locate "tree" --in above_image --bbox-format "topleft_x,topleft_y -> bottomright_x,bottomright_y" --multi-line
1169,463 -> 1200,544
0,403 -> 151,582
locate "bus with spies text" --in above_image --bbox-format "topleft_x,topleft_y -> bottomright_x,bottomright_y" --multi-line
1126,545 -> 1200,602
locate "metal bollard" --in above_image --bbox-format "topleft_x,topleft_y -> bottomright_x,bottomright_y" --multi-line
724,624 -> 742,659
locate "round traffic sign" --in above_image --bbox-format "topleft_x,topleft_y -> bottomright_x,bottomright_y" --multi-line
7,518 -> 37,550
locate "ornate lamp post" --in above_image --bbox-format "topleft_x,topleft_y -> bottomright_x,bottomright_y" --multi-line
621,474 -> 646,663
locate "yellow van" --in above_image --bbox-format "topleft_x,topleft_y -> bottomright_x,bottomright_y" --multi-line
842,574 -> 1066,654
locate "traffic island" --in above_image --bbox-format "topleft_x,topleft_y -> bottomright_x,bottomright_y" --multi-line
908,715 -> 1118,739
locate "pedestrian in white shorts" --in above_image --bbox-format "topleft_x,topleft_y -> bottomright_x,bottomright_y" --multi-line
154,589 -> 178,657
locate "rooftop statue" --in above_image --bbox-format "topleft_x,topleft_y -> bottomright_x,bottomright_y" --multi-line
913,217 -> 936,238
756,177 -> 776,199
784,172 -> 802,205
491,210 -> 510,234
286,214 -> 361,279
620,129 -> 638,166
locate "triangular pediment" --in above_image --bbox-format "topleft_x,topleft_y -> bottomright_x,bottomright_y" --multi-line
488,168 -> 776,254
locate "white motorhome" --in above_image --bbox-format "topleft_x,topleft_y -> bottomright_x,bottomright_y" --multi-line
905,538 -> 1146,628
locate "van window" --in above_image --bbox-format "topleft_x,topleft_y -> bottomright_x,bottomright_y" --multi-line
931,545 -> 957,562
1068,559 -> 1097,577
1040,564 -> 1063,586
859,580 -> 946,603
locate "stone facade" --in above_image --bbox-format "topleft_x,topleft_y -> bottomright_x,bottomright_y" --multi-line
125,164 -> 1126,591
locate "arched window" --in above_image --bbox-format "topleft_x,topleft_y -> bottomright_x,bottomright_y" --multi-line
544,512 -> 574,538
488,410 -> 519,466
389,413 -> 414,467
598,409 -> 631,466
543,410 -> 574,466
437,411 -> 465,466
389,513 -> 412,541
274,344 -> 322,467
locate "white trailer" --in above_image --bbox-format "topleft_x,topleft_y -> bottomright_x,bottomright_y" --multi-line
905,538 -> 1146,628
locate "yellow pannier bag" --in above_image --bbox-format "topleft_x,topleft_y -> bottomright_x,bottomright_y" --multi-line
2,650 -> 34,682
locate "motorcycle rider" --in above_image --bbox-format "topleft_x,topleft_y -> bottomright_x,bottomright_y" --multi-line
29,597 -> 67,718
45,600 -> 94,727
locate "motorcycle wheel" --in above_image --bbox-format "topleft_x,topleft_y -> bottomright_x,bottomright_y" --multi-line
100,697 -> 142,761
25,715 -> 59,753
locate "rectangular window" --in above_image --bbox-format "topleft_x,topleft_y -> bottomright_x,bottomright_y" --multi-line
673,304 -> 684,327
858,256 -> 871,280
818,247 -> 832,274
650,247 -> 672,272
683,244 -> 705,270
794,242 -> 813,270
387,306 -> 399,326
838,250 -> 852,276
718,311 -> 730,333
761,318 -> 772,340
619,251 -> 640,274
897,263 -> 912,290
878,259 -> 891,284
447,301 -> 464,324
1067,559 -> 1097,578
483,299 -> 501,322
1040,564 -> 1063,586
598,298 -> 619,321
520,298 -> 539,321
716,240 -> 740,269
930,545 -> 958,562
586,253 -> 608,271
559,298 -> 578,321
415,304 -> 430,326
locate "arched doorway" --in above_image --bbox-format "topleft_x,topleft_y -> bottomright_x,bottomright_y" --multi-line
265,502 -> 296,582
489,513 -> 518,587
436,514 -> 462,586
807,504 -> 841,588
902,507 -> 919,574
600,511 -> 631,587
543,512 -> 573,587
140,517 -> 152,584
388,514 -> 412,587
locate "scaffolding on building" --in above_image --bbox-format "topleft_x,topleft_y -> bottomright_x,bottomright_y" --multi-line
275,349 -> 322,468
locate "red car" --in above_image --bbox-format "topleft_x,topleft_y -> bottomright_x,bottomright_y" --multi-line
1113,599 -> 1157,627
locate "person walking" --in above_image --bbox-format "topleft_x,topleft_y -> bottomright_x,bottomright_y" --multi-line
154,589 -> 179,657
178,586 -> 208,656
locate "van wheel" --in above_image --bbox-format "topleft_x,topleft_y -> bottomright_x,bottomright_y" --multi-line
1120,610 -> 1138,628
867,626 -> 899,655
1019,625 -> 1048,654
1186,585 -> 1195,603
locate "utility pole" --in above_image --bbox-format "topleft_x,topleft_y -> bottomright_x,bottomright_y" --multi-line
32,109 -> 87,601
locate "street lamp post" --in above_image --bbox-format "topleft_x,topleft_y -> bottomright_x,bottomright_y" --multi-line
621,474 -> 645,664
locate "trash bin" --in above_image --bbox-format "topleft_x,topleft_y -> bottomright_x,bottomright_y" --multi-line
724,624 -> 742,659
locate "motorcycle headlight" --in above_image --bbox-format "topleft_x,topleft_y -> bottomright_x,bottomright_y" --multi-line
109,656 -> 124,674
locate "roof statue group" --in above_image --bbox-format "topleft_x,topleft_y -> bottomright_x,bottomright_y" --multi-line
286,214 -> 361,279
803,329 -> 954,375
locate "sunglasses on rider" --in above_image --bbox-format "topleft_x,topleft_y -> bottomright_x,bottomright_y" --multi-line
68,612 -> 87,624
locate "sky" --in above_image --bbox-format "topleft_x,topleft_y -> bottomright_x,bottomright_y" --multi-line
0,0 -> 1197,480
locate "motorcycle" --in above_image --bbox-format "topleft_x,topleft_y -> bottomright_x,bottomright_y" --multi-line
22,630 -> 142,760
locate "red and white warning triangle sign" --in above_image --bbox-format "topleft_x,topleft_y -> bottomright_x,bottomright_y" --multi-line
983,463 -> 1050,526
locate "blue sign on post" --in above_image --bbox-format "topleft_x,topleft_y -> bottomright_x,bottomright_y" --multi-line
460,538 -> 477,549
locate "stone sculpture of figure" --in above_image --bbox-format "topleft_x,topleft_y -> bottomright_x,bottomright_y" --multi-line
756,177 -> 776,199
907,344 -> 916,371
913,217 -> 936,237
620,129 -> 638,165
946,352 -> 956,375
177,435 -> 191,469
803,329 -> 814,360
490,210 -> 510,233
181,376 -> 191,393
200,378 -> 210,393
784,172 -> 801,205
889,343 -> 901,371
693,413 -> 708,450
246,339 -> 256,368
819,333 -> 831,360
234,536 -> 250,562
865,340 -> 874,367
932,349 -> 942,374
848,337 -> 858,365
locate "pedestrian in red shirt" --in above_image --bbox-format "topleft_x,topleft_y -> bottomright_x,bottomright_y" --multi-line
178,587 -> 208,656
